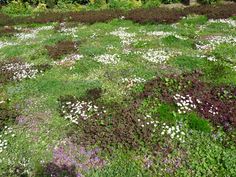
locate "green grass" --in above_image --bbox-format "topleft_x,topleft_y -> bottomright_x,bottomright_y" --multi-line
88,150 -> 151,177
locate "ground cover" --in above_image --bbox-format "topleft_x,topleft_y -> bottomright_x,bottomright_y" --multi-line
0,13 -> 235,176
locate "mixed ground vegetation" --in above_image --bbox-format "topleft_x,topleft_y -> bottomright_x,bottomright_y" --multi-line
0,1 -> 236,176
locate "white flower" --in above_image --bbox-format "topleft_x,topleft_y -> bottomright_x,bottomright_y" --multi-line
1,61 -> 40,81
15,25 -> 54,41
62,100 -> 105,124
196,35 -> 236,51
142,49 -> 181,64
208,19 -> 236,28
54,54 -> 83,66
147,31 -> 187,40
110,27 -> 136,54
94,54 -> 120,64
60,26 -> 78,38
121,77 -> 146,89
174,94 -> 196,114
0,41 -> 18,49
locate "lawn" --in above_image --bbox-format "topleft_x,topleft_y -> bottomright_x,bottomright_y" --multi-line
0,14 -> 236,176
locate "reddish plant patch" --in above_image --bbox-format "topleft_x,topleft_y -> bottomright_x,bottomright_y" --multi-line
127,4 -> 236,24
136,71 -> 236,130
0,4 -> 235,26
84,87 -> 103,101
58,71 -> 236,154
46,40 -> 78,60
59,94 -> 153,152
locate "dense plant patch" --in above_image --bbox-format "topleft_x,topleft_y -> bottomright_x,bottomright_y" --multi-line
0,3 -> 235,26
46,40 -> 79,60
57,71 -> 236,155
136,71 -> 236,129
0,58 -> 51,84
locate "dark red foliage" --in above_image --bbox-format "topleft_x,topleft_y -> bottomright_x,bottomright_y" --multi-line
183,3 -> 236,19
0,3 -> 236,26
186,83 -> 236,130
59,71 -> 236,153
137,71 -> 236,130
45,40 -> 78,60
59,94 -> 153,152
79,103 -> 153,151
84,87 -> 103,101
126,8 -> 184,24
127,4 -> 236,24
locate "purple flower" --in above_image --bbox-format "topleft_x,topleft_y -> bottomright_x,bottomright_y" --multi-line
50,138 -> 106,177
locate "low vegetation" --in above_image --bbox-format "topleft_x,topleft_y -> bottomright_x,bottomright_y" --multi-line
0,6 -> 235,176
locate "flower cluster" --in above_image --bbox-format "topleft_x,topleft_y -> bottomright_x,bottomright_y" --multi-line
15,26 -> 53,41
196,54 -> 217,62
94,54 -> 120,64
138,114 -> 186,142
142,49 -> 180,64
36,26 -> 54,31
105,45 -> 115,51
110,27 -> 136,54
110,27 -> 136,46
147,31 -> 172,37
147,31 -> 187,40
54,53 -> 83,66
233,66 -> 236,72
138,114 -> 159,128
208,19 -> 236,28
51,138 -> 105,176
121,77 -> 146,89
0,41 -> 17,49
61,99 -> 105,124
161,123 -> 186,142
59,25 -> 78,38
0,61 -> 40,81
196,35 -> 236,51
0,126 -> 15,153
208,104 -> 219,116
174,94 -> 197,114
